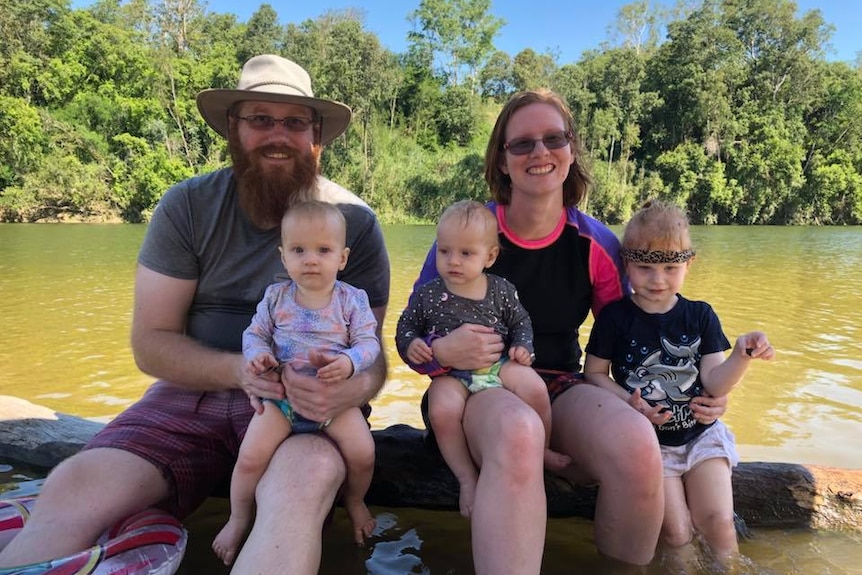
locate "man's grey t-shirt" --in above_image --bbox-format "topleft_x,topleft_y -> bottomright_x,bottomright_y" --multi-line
139,168 -> 390,352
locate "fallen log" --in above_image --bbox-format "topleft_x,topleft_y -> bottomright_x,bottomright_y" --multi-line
1,395 -> 860,531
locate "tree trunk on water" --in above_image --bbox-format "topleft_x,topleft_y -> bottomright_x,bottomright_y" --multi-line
1,396 -> 860,532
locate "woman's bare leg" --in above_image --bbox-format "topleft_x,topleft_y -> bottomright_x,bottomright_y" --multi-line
463,388 -> 546,574
428,376 -> 477,517
551,384 -> 664,565
323,407 -> 376,545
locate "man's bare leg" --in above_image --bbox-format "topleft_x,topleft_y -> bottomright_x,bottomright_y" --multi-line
230,433 -> 346,575
0,448 -> 169,567
323,407 -> 376,545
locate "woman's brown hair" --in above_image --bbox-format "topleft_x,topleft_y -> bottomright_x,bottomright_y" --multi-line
484,89 -> 592,207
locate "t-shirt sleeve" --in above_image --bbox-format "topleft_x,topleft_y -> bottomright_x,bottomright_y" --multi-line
137,182 -> 198,279
339,205 -> 390,309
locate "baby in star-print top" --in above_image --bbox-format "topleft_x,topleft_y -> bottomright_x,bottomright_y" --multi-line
396,200 -> 571,518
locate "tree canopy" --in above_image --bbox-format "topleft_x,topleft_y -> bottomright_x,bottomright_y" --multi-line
1,0 -> 859,224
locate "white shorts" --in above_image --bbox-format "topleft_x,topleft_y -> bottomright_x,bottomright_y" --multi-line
660,420 -> 739,478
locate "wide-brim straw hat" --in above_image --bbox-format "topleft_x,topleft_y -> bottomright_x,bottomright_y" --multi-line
196,54 -> 352,145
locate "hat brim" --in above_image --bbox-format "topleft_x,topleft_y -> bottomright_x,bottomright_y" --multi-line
196,89 -> 352,145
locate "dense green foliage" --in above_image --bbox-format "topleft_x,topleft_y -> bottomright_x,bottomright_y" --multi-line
0,0 -> 859,224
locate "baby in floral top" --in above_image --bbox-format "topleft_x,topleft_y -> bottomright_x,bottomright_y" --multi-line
213,201 -> 380,564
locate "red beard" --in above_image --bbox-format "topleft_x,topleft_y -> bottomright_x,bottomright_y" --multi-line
228,130 -> 320,228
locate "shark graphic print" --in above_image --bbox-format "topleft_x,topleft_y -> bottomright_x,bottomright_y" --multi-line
586,295 -> 731,446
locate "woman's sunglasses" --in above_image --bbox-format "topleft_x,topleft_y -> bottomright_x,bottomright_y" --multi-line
503,131 -> 573,156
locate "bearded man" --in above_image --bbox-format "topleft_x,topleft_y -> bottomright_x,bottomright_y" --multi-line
0,55 -> 390,575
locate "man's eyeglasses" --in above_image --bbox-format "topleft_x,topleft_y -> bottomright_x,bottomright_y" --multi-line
503,131 -> 572,156
234,115 -> 317,132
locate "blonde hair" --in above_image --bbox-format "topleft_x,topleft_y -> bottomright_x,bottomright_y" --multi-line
281,200 -> 346,245
438,200 -> 499,248
484,89 -> 591,207
621,200 -> 695,260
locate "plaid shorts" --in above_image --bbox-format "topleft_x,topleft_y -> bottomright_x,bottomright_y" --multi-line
84,381 -> 254,519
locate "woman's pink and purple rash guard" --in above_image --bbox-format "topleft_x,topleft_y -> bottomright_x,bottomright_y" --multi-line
405,201 -> 628,375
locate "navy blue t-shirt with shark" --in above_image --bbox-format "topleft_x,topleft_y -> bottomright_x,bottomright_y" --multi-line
586,295 -> 731,446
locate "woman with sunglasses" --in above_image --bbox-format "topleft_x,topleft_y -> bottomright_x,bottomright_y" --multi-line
403,89 -> 728,573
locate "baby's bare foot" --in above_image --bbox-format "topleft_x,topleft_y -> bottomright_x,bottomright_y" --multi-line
346,501 -> 377,546
544,448 -> 572,472
212,516 -> 249,566
458,478 -> 477,518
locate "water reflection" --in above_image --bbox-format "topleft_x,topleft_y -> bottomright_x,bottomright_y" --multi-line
1,223 -> 861,574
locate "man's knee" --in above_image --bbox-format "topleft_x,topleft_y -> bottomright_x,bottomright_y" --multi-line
258,435 -> 346,499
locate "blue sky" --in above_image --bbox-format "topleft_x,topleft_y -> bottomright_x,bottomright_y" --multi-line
71,0 -> 859,64
195,0 -> 859,64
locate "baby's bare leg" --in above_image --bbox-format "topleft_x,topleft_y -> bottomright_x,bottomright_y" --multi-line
213,403 -> 292,566
500,362 -> 572,471
323,407 -> 376,545
427,376 -> 477,517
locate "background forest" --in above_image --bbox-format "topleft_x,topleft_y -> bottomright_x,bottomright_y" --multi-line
1,0 -> 860,225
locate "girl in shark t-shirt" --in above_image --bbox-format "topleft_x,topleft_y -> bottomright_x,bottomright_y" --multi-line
584,200 -> 775,569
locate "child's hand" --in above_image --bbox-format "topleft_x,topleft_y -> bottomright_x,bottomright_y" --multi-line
406,338 -> 434,364
509,345 -> 534,365
737,331 -> 775,361
249,352 -> 279,376
316,353 -> 354,383
628,392 -> 672,426
244,352 -> 280,414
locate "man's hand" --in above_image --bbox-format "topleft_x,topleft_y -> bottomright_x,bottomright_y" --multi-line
431,324 -> 504,371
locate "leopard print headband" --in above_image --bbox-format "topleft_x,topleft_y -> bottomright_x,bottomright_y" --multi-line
620,248 -> 696,263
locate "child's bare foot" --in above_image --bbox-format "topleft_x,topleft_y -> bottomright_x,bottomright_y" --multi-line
544,448 -> 572,472
457,478 -> 477,518
212,516 -> 249,566
346,501 -> 376,546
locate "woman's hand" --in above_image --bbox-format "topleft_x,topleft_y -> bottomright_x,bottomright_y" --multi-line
431,324 -> 504,371
690,394 -> 728,425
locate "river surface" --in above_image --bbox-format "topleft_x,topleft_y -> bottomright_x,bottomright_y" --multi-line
0,223 -> 860,574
